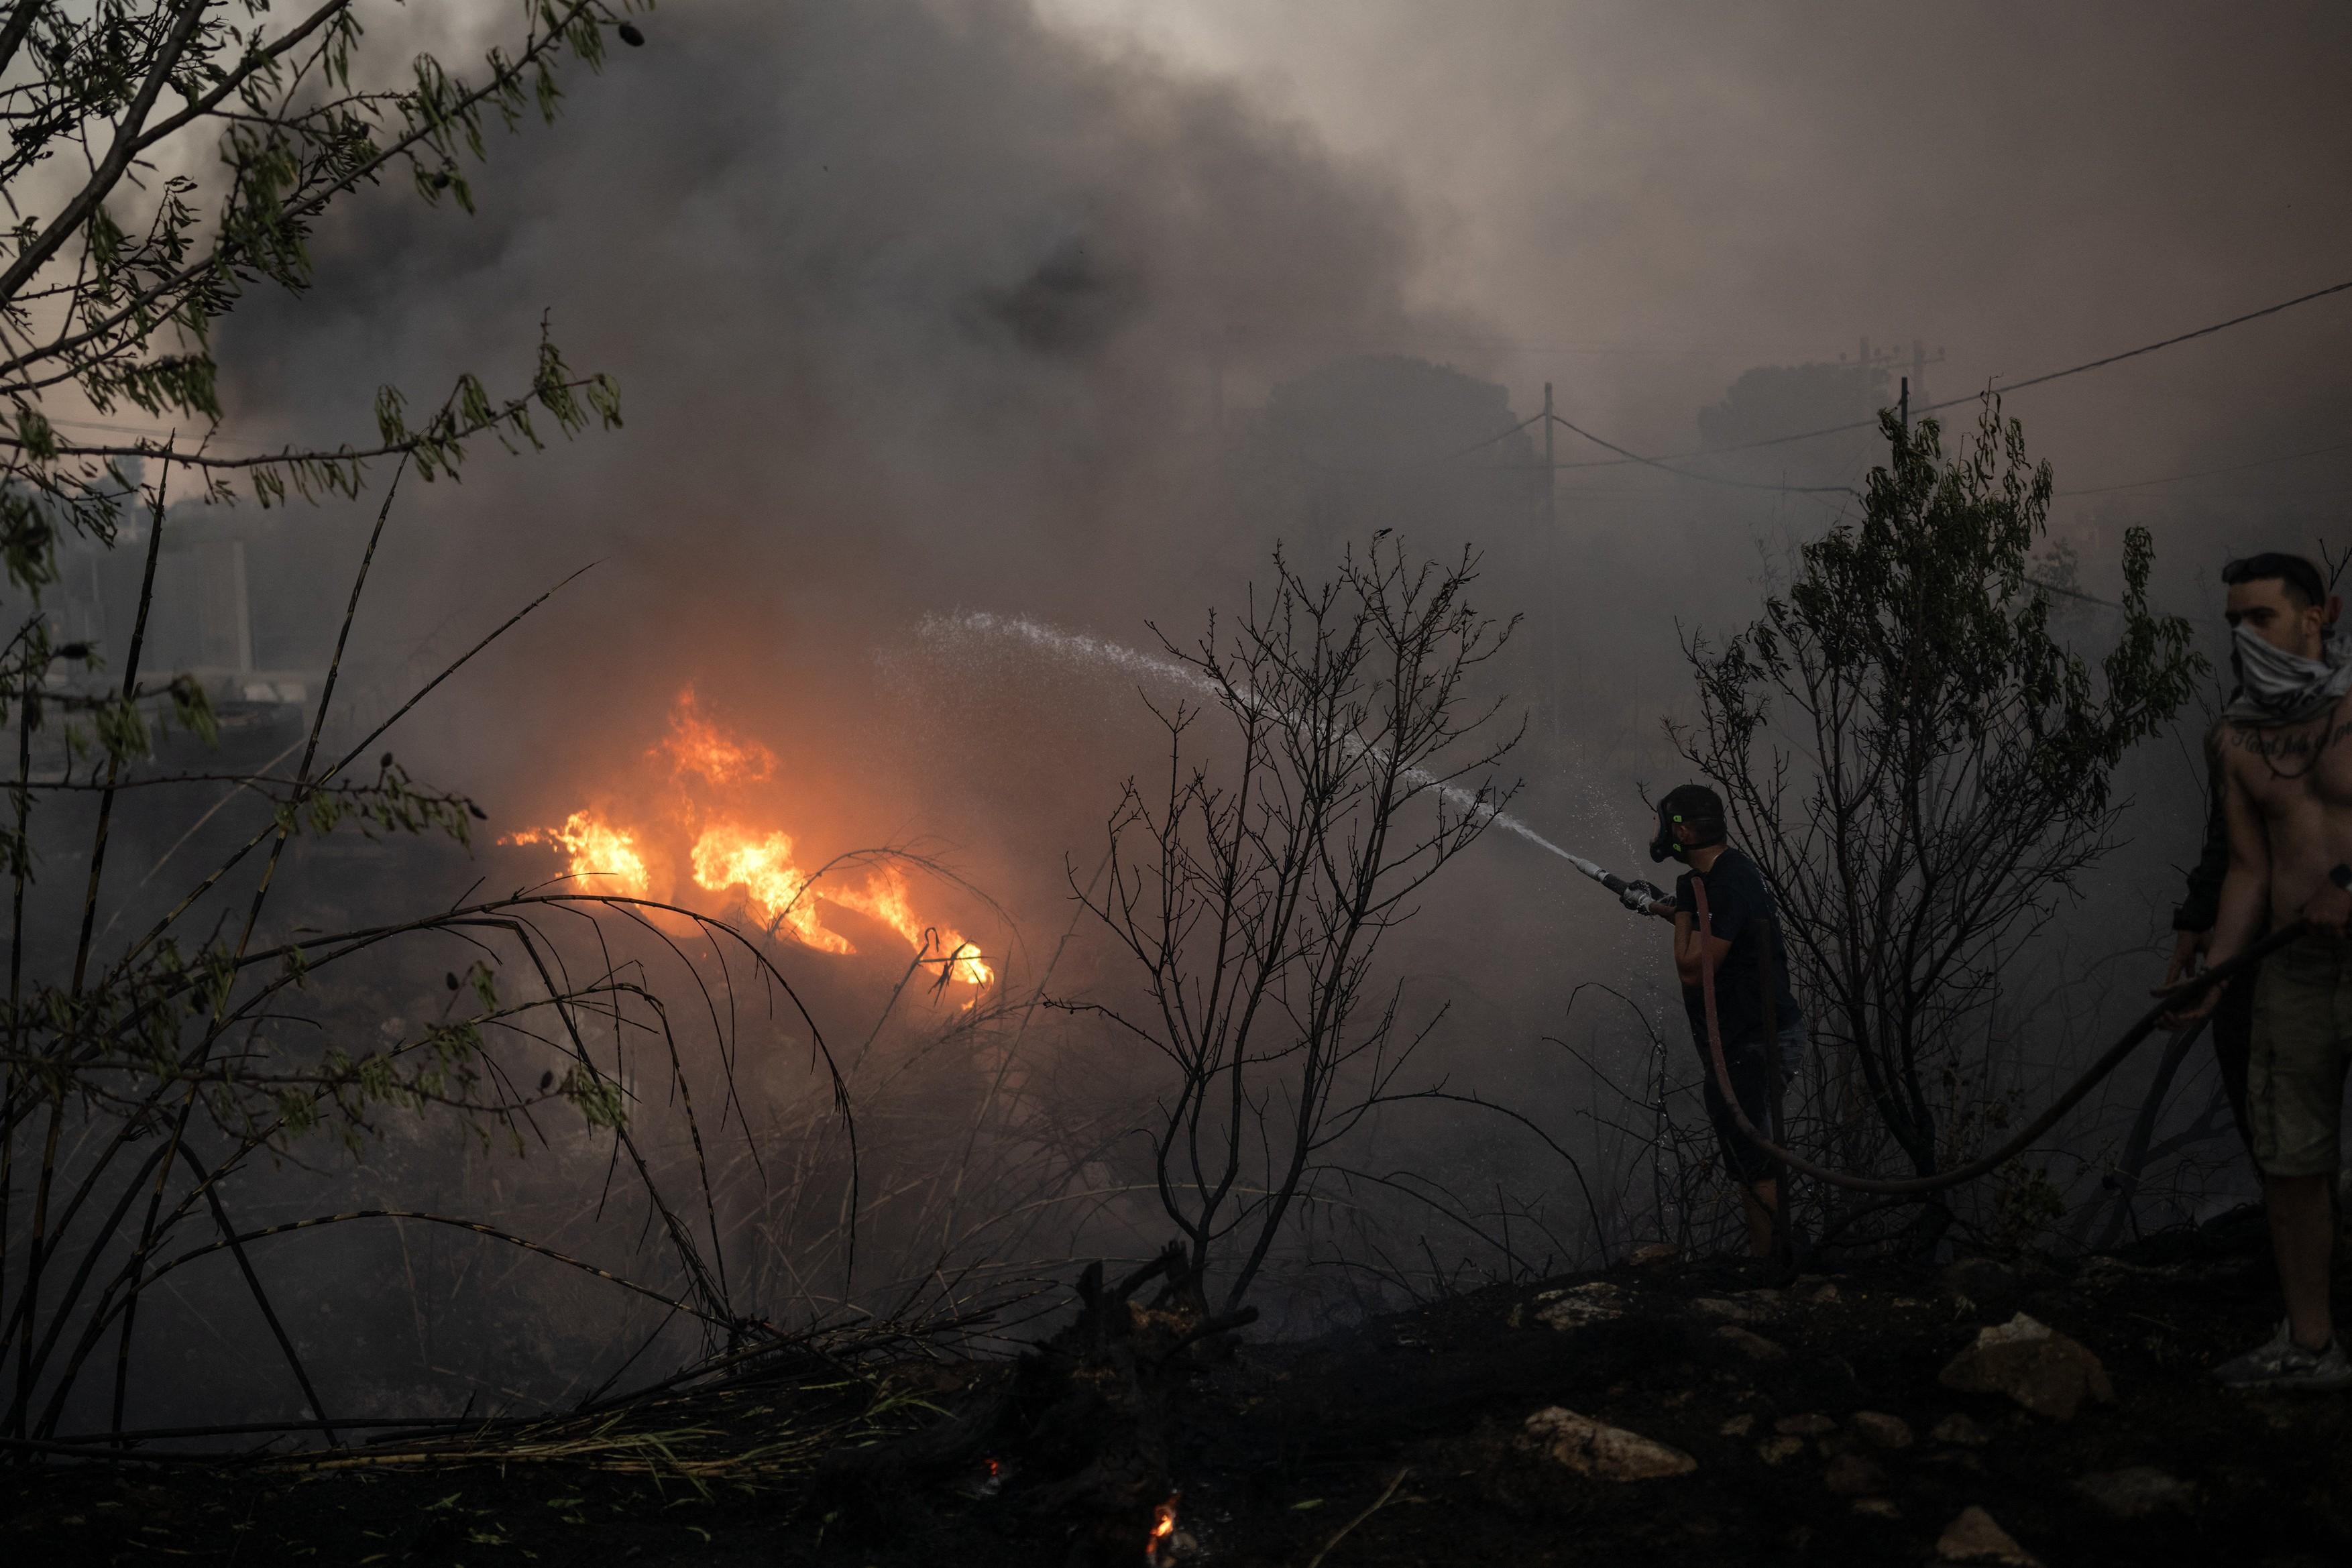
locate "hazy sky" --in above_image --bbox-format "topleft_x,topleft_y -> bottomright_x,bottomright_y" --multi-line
1044,1 -> 2352,503
202,0 -> 2352,946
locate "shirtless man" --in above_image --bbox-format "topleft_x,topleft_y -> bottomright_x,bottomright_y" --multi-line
2174,552 -> 2352,1389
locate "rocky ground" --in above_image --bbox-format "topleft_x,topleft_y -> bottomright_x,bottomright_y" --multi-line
6,1208 -> 2349,1566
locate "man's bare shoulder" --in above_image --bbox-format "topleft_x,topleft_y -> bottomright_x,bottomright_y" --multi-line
2213,715 -> 2264,773
2213,715 -> 2302,799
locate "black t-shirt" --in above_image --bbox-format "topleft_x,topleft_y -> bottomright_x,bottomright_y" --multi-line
1675,848 -> 1803,1048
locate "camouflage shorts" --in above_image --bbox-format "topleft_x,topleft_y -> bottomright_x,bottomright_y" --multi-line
2249,934 -> 2352,1178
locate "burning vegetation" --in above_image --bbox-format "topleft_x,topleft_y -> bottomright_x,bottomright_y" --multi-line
507,689 -> 992,987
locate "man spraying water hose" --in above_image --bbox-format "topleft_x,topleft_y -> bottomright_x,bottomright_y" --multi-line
2168,551 -> 2352,1392
1630,784 -> 1807,1259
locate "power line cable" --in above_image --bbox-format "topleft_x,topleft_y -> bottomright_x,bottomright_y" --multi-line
1280,407 -> 1544,477
1543,410 -> 1862,498
1416,408 -> 1544,465
1547,275 -> 2352,471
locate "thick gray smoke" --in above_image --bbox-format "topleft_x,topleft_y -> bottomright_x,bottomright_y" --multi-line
1052,2 -> 2352,491
220,0 -> 1449,850
31,0 -> 2352,1446
211,1 -> 2352,907
164,1 -> 2352,1349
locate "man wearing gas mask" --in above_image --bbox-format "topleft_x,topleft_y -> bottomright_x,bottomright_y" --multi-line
1630,784 -> 1807,1259
2170,552 -> 2352,1390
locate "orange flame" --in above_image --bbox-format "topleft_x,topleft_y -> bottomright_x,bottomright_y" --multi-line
659,685 -> 776,785
505,810 -> 651,899
514,692 -> 992,990
1148,1494 -> 1180,1560
829,864 -> 993,986
689,822 -> 848,954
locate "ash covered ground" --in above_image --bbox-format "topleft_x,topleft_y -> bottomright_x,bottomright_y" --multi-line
8,1211 -> 2346,1567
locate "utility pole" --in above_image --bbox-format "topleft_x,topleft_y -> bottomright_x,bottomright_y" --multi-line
1900,376 -> 1909,437
1856,335 -> 1944,428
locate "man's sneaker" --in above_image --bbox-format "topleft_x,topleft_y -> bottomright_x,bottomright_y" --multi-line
2213,1321 -> 2352,1390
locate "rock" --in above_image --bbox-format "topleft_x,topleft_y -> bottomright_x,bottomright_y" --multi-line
1935,1506 -> 2041,1565
1823,1452 -> 1888,1495
1938,1313 -> 2115,1420
1692,1291 -> 1781,1323
1848,1411 -> 1914,1450
1799,1279 -> 1841,1304
1534,1282 -> 1626,1331
1522,1407 -> 1696,1481
1850,1496 -> 1901,1518
1718,1413 -> 1755,1437
1716,1325 -> 1789,1363
2072,1466 -> 2199,1518
1930,1412 -> 1993,1447
1775,1412 -> 1838,1437
1756,1435 -> 1805,1465
1628,1241 -> 1679,1267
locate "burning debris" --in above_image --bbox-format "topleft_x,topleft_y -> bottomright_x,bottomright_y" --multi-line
1146,1492 -> 1184,1563
507,688 -> 991,985
813,1245 -> 1252,1565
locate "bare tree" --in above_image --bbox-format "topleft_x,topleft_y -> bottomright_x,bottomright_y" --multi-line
1066,537 -> 1520,1312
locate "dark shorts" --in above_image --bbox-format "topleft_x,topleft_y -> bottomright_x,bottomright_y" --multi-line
1701,1019 -> 1806,1184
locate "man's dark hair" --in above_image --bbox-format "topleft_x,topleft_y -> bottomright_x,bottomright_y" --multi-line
2222,552 -> 2327,610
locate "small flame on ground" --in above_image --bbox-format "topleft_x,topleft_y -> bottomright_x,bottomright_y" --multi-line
1147,1494 -> 1180,1560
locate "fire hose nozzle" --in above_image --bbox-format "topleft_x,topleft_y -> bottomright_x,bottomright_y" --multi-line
1615,877 -> 1671,914
1565,854 -> 1674,915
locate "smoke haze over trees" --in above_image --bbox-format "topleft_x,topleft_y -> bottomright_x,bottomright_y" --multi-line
131,0 -> 2352,1268
18,0 -> 2352,1451
199,1 -> 2352,904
